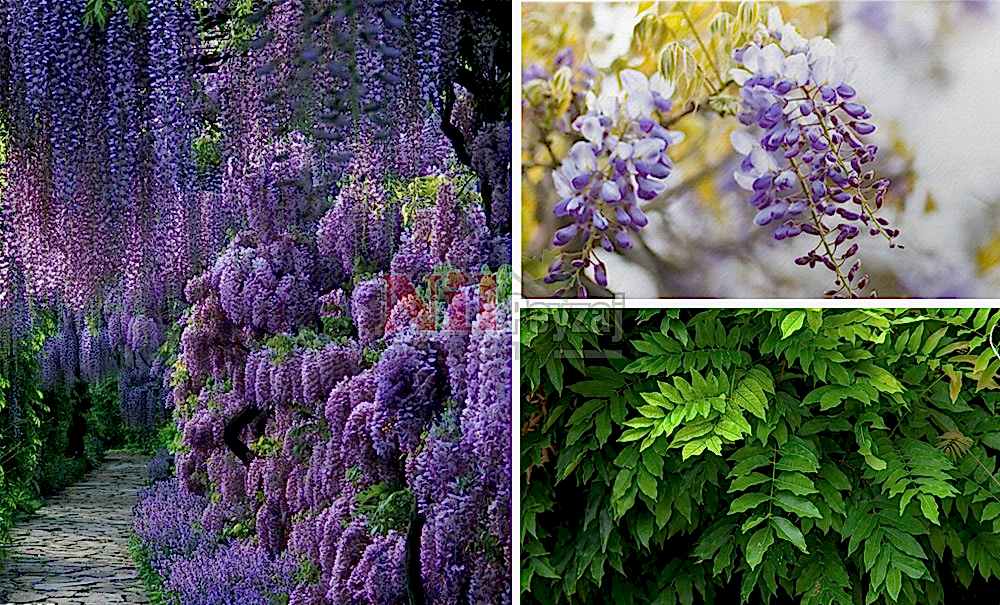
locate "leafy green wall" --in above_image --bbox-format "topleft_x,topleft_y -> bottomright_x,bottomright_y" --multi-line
521,308 -> 1000,605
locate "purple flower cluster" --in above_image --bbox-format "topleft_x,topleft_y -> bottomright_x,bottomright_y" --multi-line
371,329 -> 444,456
133,479 -> 212,575
471,122 -> 514,234
730,8 -> 900,297
316,159 -> 404,280
351,277 -> 388,346
135,480 -> 296,605
164,538 -> 299,605
546,69 -> 683,296
0,2 -> 512,602
154,255 -> 510,603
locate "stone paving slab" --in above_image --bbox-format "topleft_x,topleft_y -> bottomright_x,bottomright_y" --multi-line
0,452 -> 149,605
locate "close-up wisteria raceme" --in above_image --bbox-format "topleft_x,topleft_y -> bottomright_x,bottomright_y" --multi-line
0,1 -> 512,604
522,1 -> 1000,298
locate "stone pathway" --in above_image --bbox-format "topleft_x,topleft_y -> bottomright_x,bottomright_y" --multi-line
0,452 -> 149,605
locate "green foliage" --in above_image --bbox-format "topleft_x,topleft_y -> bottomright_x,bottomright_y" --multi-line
249,435 -> 282,458
83,0 -> 149,29
129,535 -> 170,605
390,173 -> 447,227
196,0 -> 264,54
191,121 -> 223,175
295,556 -> 321,585
83,377 -> 129,462
1,315 -> 162,566
354,483 -> 415,536
521,308 -> 1000,604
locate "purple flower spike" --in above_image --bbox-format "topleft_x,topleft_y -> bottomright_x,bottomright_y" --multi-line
547,67 -> 682,295
731,7 -> 899,296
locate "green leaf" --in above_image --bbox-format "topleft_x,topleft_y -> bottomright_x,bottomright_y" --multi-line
567,399 -> 604,426
771,516 -> 808,553
885,530 -> 926,559
885,567 -> 902,601
568,380 -> 618,397
732,375 -> 768,420
918,495 -> 940,525
545,357 -> 564,393
773,493 -> 822,519
822,464 -> 852,491
774,472 -> 818,496
728,493 -> 770,514
780,311 -> 806,339
672,421 -> 714,444
636,514 -> 654,548
775,438 -> 820,474
806,309 -> 823,332
612,469 -> 633,501
681,440 -> 708,460
982,502 -> 1000,522
858,362 -> 904,394
619,428 -> 648,443
533,558 -> 561,579
595,411 -> 612,446
922,327 -> 949,354
728,472 -> 770,493
741,513 -> 767,533
745,526 -> 774,569
637,471 -> 659,500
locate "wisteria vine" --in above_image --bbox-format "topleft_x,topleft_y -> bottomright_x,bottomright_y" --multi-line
533,5 -> 901,298
0,0 -> 512,603
729,8 -> 899,297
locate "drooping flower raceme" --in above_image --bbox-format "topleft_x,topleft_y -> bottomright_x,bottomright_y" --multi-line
730,8 -> 900,297
545,69 -> 683,297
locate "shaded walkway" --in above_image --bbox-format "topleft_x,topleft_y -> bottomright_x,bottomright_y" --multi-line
0,452 -> 149,604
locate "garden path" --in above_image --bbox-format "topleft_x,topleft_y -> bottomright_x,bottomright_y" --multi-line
0,452 -> 149,605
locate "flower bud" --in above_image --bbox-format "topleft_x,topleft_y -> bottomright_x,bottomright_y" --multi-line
552,224 -> 578,246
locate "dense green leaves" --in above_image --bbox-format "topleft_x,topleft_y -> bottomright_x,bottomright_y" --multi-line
522,308 -> 1000,605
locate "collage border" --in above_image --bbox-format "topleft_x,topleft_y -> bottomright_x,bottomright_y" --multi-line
509,0 -> 1000,600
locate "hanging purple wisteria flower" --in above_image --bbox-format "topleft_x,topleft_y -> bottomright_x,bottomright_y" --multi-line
545,69 -> 684,297
730,8 -> 901,297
